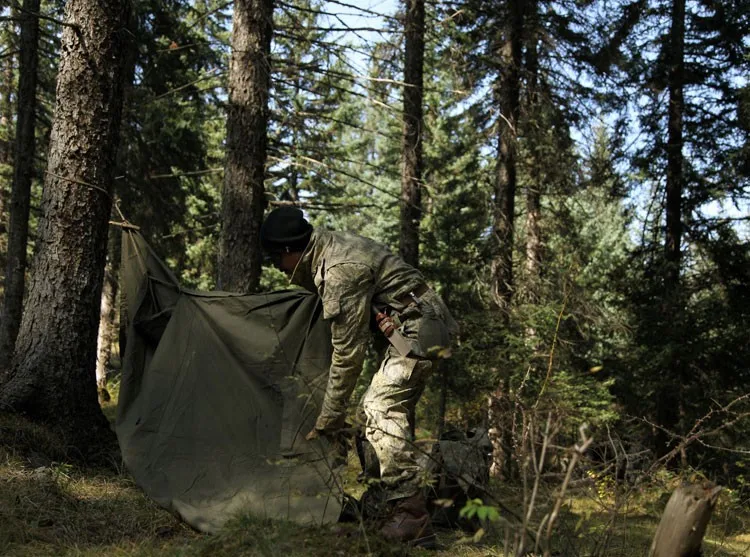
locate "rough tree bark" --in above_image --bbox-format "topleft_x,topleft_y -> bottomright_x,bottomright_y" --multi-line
649,483 -> 722,557
0,0 -> 131,450
399,0 -> 424,269
218,0 -> 273,293
488,0 -> 524,479
656,0 -> 686,458
0,0 -> 40,372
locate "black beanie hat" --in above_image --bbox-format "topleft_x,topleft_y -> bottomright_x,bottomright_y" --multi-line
260,206 -> 313,252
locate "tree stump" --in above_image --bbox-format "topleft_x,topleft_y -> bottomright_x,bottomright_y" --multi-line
649,483 -> 722,557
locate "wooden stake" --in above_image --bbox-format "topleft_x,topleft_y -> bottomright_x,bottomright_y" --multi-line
649,483 -> 722,557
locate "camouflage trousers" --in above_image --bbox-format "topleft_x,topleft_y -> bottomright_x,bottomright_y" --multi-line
362,346 -> 433,500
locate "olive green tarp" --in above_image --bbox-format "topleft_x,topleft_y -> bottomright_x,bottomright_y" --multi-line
115,229 -> 343,533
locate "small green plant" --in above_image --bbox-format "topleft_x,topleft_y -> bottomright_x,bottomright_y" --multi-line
459,498 -> 500,522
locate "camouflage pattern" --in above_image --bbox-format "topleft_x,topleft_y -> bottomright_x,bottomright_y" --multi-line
290,229 -> 458,498
362,347 -> 434,498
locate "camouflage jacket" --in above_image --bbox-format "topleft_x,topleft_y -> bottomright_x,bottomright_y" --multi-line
290,229 -> 456,430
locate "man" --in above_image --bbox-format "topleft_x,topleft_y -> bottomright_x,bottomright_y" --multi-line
260,206 -> 458,546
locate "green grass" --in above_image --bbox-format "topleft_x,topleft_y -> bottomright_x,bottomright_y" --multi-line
2,406 -> 750,556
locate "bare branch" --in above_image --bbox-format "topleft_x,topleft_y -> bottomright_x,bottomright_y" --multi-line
324,0 -> 400,21
644,392 -> 750,470
542,424 -> 593,556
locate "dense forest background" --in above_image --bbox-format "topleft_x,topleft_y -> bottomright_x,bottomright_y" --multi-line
0,0 -> 749,520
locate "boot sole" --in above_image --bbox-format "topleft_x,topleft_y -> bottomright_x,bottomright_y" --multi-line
408,533 -> 437,549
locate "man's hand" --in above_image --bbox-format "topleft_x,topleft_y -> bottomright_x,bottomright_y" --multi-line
375,311 -> 396,337
305,413 -> 348,441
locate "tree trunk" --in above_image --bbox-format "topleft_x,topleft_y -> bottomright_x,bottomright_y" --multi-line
649,483 -> 721,557
0,25 -> 13,168
96,231 -> 119,404
489,0 -> 522,314
656,0 -> 685,457
0,0 -> 131,451
525,183 -> 542,291
0,32 -> 14,291
664,0 -> 685,289
524,8 -> 542,296
0,0 -> 40,373
218,0 -> 273,293
488,0 -> 524,477
399,0 -> 425,269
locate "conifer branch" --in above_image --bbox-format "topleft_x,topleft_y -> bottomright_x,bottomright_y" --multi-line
323,0 -> 400,21
270,143 -> 400,178
147,168 -> 224,180
271,74 -> 401,112
185,1 -> 233,31
267,153 -> 401,204
6,2 -> 77,33
280,110 -> 401,141
270,199 -> 380,210
272,29 -> 392,64
271,65 -> 403,107
276,24 -> 398,34
276,0 -> 398,24
148,69 -> 224,103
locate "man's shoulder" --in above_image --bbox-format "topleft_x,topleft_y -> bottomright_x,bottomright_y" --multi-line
317,229 -> 385,251
318,230 -> 392,265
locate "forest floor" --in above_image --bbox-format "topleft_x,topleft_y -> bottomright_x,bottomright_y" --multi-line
1,392 -> 749,556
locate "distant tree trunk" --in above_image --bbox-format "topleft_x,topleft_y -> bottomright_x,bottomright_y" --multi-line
0,0 -> 40,373
525,179 -> 542,296
218,0 -> 273,293
649,483 -> 721,557
399,0 -> 424,269
96,231 -> 119,404
0,31 -> 13,165
524,7 -> 542,295
656,0 -> 685,457
0,38 -> 13,289
488,0 -> 524,478
0,21 -> 13,154
0,0 -> 131,450
664,0 -> 684,289
490,0 -> 522,314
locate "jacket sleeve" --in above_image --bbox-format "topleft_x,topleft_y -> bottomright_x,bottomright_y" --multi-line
314,262 -> 373,430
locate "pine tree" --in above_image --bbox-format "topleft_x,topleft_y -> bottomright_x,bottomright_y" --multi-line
0,0 -> 132,450
268,0 -> 354,206
598,0 -> 750,458
399,0 -> 425,267
0,0 -> 40,371
115,0 -> 227,288
0,5 -> 16,292
218,0 -> 273,293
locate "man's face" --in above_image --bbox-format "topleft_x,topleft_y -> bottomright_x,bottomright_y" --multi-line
268,251 -> 301,275
268,251 -> 284,271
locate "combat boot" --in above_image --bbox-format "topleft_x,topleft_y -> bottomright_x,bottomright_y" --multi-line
379,494 -> 436,548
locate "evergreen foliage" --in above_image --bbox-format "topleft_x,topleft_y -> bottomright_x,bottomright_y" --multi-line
0,0 -> 748,485
592,0 -> 750,464
116,0 -> 227,289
